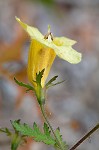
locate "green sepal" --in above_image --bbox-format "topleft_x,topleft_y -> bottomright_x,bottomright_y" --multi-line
48,80 -> 65,88
11,120 -> 55,146
14,77 -> 34,92
34,69 -> 45,86
54,128 -> 68,150
45,75 -> 58,87
34,69 -> 45,105
45,76 -> 65,89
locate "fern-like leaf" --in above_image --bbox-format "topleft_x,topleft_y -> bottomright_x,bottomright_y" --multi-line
54,128 -> 67,150
11,120 -> 55,146
0,128 -> 12,136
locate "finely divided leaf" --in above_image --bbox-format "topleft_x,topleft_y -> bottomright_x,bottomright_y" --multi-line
12,121 -> 55,146
43,123 -> 51,138
54,128 -> 67,150
0,128 -> 12,136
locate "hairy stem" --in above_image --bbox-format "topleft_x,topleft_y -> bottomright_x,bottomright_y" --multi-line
69,123 -> 99,150
40,104 -> 64,150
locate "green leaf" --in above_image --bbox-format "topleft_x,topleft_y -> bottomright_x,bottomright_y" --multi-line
43,123 -> 51,138
0,128 -> 12,136
54,128 -> 67,150
12,120 -> 55,146
14,77 -> 34,91
0,120 -> 27,150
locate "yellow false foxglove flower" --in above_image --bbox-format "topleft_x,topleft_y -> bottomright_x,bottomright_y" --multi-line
16,17 -> 82,88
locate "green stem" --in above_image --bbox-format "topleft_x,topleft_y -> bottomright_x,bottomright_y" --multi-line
69,123 -> 99,150
11,134 -> 21,150
40,104 -> 64,150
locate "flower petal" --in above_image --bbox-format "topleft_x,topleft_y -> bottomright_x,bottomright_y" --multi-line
15,17 -> 43,39
53,37 -> 77,46
28,40 -> 56,88
15,17 -> 54,48
53,37 -> 81,64
16,17 -> 82,64
53,45 -> 82,64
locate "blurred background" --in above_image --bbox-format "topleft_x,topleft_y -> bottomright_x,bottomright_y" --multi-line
0,0 -> 99,150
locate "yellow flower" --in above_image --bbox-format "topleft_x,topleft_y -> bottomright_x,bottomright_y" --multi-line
16,17 -> 82,88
